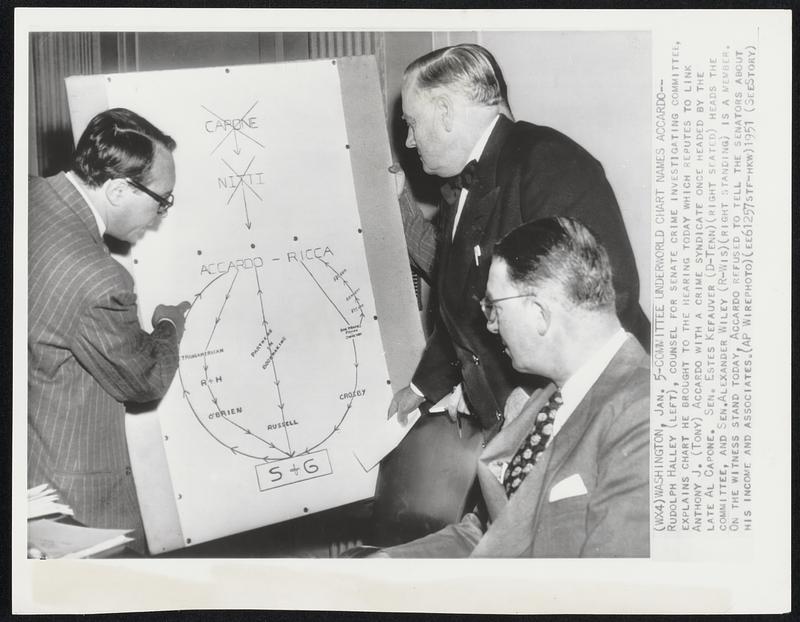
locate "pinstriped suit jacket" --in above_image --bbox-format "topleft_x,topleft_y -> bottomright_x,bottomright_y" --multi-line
28,173 -> 180,553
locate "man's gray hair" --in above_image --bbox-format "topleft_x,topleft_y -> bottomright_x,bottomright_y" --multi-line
494,216 -> 616,311
405,44 -> 508,108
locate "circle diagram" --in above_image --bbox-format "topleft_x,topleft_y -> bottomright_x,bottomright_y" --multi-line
176,247 -> 369,462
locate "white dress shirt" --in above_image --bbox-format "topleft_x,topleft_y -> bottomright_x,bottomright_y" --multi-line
408,115 -> 501,402
451,114 -> 500,239
552,327 -> 629,437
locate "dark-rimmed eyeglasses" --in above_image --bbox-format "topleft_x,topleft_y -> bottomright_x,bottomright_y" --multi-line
125,178 -> 174,215
479,294 -> 537,321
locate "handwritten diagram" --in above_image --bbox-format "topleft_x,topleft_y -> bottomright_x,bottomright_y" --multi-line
94,59 -> 406,547
203,102 -> 265,230
203,101 -> 264,155
175,247 -> 371,490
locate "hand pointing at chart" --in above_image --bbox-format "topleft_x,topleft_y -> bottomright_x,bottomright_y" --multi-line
153,301 -> 191,339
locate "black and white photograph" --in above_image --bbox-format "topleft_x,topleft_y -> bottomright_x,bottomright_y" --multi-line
13,8 -> 791,616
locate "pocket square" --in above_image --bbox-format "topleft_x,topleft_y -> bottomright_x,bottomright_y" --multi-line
549,473 -> 588,502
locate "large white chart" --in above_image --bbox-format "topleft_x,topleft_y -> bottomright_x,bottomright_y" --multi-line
66,59 -> 418,550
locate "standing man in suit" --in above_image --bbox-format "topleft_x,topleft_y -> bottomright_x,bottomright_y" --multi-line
375,217 -> 649,557
390,44 -> 649,432
29,108 -> 190,553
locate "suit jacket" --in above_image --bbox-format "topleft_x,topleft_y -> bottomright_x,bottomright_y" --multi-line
28,173 -> 180,552
385,335 -> 650,558
409,116 -> 650,429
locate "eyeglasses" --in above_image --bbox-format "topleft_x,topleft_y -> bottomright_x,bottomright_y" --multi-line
479,294 -> 537,321
125,178 -> 174,215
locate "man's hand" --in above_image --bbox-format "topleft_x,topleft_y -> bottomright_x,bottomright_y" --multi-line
388,385 -> 425,424
152,301 -> 191,340
448,383 -> 471,422
388,163 -> 406,199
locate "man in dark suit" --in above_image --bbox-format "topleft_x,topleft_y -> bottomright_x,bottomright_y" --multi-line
374,217 -> 649,557
390,44 -> 649,432
28,108 -> 190,553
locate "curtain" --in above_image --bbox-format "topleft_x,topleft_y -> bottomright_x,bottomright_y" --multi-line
308,32 -> 387,109
28,32 -> 387,178
29,32 -> 101,177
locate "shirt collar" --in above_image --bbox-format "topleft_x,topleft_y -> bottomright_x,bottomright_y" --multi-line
467,114 -> 500,164
558,327 -> 629,415
65,171 -> 106,237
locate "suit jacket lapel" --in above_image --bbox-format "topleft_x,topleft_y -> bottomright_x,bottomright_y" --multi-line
449,117 -> 514,297
472,393 -> 596,558
542,336 -> 647,487
471,384 -> 557,557
472,336 -> 648,557
458,116 -> 512,234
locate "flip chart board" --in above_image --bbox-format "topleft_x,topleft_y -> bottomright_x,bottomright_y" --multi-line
65,57 -> 425,553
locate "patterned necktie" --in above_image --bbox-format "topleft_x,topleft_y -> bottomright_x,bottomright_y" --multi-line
439,159 -> 478,207
502,390 -> 563,497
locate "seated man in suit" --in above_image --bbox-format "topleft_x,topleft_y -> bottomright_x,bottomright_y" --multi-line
373,216 -> 649,557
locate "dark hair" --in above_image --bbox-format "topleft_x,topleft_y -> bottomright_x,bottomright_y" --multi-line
405,44 -> 509,109
494,217 -> 616,311
71,108 -> 176,188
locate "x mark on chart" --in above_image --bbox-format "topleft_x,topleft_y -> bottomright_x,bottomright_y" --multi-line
221,156 -> 262,229
204,101 -> 265,155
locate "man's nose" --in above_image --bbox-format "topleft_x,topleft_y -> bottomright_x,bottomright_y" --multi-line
405,127 -> 416,149
147,214 -> 163,230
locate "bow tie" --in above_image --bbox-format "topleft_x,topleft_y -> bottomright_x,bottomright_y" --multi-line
440,159 -> 478,206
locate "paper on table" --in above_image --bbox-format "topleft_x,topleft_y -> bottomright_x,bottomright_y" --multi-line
28,518 -> 133,559
353,408 -> 421,472
28,485 -> 74,520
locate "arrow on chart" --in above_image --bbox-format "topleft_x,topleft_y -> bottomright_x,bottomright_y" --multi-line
221,156 -> 259,230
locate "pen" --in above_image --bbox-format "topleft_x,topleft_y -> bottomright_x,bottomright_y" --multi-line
473,245 -> 481,267
456,412 -> 463,439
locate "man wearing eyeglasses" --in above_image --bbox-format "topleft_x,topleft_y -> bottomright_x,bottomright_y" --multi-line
371,217 -> 649,557
28,108 -> 189,553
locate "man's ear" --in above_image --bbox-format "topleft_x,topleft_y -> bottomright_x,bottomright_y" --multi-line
435,93 -> 455,132
104,178 -> 128,207
534,299 -> 551,336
